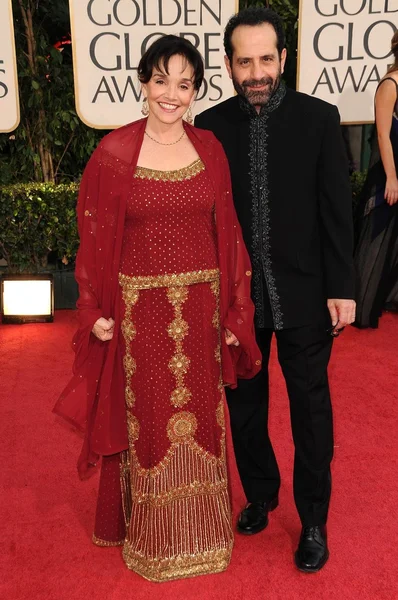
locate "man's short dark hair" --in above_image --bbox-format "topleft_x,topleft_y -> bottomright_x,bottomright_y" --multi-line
138,35 -> 204,91
224,7 -> 286,62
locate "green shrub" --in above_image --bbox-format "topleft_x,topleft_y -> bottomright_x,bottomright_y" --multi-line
350,170 -> 367,212
0,170 -> 367,275
0,182 -> 79,273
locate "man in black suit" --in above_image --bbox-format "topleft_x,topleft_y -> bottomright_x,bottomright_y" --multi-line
195,7 -> 356,573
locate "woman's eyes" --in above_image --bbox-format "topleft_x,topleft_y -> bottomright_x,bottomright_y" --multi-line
154,80 -> 190,90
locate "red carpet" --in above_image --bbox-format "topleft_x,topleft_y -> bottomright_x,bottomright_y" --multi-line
2,311 -> 397,600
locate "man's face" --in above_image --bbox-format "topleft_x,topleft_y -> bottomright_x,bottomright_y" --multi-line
225,23 -> 287,109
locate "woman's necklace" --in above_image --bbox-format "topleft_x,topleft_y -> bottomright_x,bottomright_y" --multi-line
144,129 -> 185,146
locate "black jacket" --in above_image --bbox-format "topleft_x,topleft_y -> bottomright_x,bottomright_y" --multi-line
195,86 -> 355,330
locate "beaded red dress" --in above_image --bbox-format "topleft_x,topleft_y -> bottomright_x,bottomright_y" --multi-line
55,120 -> 263,583
94,158 -> 233,582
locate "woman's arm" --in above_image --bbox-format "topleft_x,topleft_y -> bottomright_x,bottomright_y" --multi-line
375,78 -> 398,205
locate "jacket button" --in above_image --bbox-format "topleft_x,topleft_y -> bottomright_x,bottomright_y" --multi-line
255,360 -> 261,366
245,270 -> 251,276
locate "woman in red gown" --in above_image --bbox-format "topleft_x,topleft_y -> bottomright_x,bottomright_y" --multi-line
55,35 -> 261,582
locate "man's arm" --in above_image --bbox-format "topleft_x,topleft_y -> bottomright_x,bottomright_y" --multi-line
318,106 -> 356,328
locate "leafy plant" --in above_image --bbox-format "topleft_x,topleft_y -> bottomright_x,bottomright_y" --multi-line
0,182 -> 79,272
0,1 -> 103,185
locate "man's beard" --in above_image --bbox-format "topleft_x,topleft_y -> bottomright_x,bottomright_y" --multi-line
232,70 -> 281,107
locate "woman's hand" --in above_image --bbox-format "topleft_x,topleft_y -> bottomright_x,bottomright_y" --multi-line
225,328 -> 240,347
385,176 -> 398,205
92,317 -> 115,341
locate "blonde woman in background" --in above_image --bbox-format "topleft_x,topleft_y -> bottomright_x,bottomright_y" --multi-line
354,31 -> 398,328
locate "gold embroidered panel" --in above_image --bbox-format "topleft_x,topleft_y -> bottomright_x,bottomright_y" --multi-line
118,269 -> 232,582
134,158 -> 205,182
119,268 -> 219,290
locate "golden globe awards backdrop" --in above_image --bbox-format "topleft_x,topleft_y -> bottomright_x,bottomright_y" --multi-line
297,0 -> 398,124
69,0 -> 238,129
0,0 -> 20,133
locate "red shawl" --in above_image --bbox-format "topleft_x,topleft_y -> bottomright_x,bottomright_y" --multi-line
54,119 -> 261,479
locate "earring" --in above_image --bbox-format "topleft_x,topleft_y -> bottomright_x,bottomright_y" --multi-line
141,98 -> 149,116
186,106 -> 193,124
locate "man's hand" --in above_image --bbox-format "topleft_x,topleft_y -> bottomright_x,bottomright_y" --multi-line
327,299 -> 356,335
92,317 -> 115,341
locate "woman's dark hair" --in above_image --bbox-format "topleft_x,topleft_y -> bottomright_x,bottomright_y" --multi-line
138,35 -> 204,91
387,30 -> 398,74
224,7 -> 286,62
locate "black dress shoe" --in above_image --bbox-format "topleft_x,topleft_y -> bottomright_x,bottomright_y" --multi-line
237,497 -> 279,535
294,525 -> 329,573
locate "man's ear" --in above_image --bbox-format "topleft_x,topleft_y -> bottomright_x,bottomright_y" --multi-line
224,55 -> 233,80
280,48 -> 287,75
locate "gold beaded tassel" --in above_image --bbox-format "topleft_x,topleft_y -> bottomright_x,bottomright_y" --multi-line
122,437 -> 233,582
119,450 -> 132,529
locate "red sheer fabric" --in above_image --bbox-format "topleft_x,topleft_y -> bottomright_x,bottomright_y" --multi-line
54,119 -> 261,479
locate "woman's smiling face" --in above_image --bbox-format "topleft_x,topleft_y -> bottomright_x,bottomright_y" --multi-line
142,54 -> 196,125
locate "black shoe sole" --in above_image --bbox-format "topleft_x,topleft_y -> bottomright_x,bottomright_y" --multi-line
294,550 -> 329,573
236,497 -> 279,536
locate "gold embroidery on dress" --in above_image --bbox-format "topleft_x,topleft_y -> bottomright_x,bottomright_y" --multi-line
216,400 -> 225,428
120,283 -> 139,408
127,413 -> 140,443
167,411 -> 197,443
210,279 -> 220,328
210,277 -> 226,457
214,345 -> 222,364
123,546 -> 232,582
119,271 -> 233,582
92,534 -> 124,547
120,450 -> 132,529
168,353 -> 190,382
167,286 -> 191,408
211,278 -> 222,365
119,268 -> 219,290
170,386 -> 191,408
123,438 -> 232,582
134,158 -> 204,182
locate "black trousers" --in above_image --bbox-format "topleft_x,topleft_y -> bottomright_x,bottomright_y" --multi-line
226,324 -> 334,526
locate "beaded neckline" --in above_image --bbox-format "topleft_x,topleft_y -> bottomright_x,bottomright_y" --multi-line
134,158 -> 205,182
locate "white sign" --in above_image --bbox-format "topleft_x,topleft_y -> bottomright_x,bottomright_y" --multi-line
69,0 -> 238,129
297,0 -> 398,123
0,0 -> 20,132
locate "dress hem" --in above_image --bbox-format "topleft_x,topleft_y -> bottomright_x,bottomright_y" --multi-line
122,544 -> 233,582
92,534 -> 125,547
